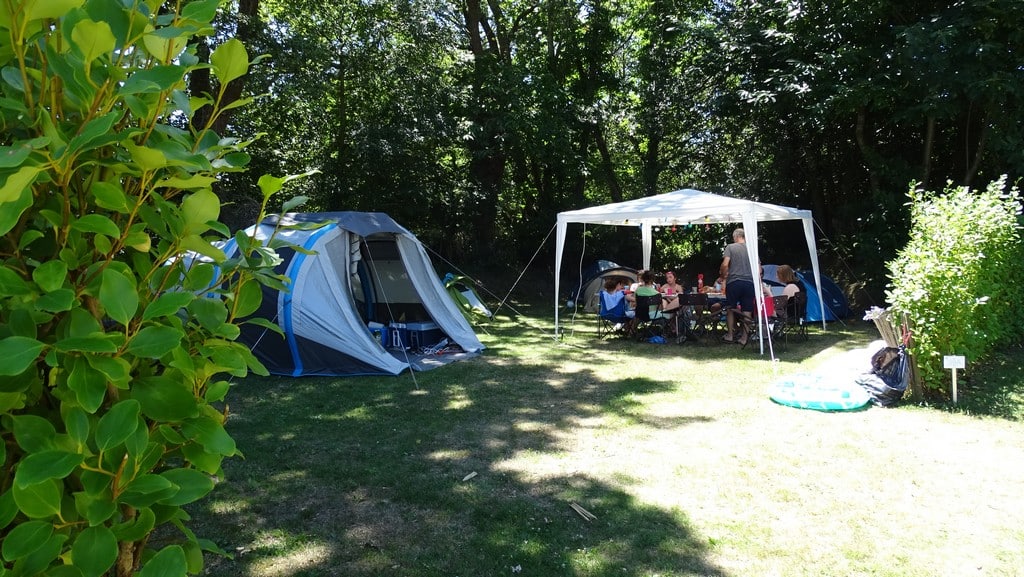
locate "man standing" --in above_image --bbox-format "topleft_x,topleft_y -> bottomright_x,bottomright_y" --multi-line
720,228 -> 756,344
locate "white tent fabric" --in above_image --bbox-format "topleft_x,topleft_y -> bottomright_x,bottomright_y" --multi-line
223,212 -> 484,376
554,189 -> 826,354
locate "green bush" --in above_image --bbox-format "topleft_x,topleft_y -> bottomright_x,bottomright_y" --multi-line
0,0 -> 299,574
886,177 -> 1024,392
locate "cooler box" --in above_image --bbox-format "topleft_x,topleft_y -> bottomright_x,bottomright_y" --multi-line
387,321 -> 444,349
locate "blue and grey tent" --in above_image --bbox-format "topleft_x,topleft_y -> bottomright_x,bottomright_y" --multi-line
795,269 -> 849,322
761,264 -> 849,322
210,212 -> 485,377
566,260 -> 638,313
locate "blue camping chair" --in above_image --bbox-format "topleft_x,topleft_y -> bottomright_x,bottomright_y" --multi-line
597,290 -> 633,338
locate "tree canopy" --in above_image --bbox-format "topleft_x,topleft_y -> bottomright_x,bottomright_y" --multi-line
214,0 -> 1024,292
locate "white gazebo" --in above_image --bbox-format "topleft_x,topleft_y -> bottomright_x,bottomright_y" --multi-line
554,188 -> 826,353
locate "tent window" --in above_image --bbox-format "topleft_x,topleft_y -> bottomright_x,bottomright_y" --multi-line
363,237 -> 429,322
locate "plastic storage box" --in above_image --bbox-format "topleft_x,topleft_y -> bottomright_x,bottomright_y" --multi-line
388,321 -> 443,349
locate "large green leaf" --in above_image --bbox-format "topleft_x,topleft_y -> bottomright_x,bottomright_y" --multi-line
154,174 -> 217,190
181,413 -> 236,457
36,288 -> 76,312
95,400 -> 141,452
180,0 -> 220,22
11,415 -> 56,453
71,526 -> 118,577
142,29 -> 187,64
1,520 -> 53,561
125,141 -> 168,171
8,308 -> 38,338
31,260 -> 67,293
119,474 -> 176,508
99,268 -> 139,326
159,468 -> 215,506
143,292 -> 194,321
0,142 -> 32,168
137,545 -> 188,577
120,65 -> 187,95
0,489 -> 17,528
132,376 -> 199,422
71,213 -> 121,238
178,234 -> 226,262
203,340 -> 250,376
0,266 -> 31,296
180,262 -> 216,291
233,279 -> 263,317
180,189 -> 219,233
74,491 -> 117,527
0,336 -> 45,376
180,442 -> 224,475
71,19 -> 115,64
12,479 -> 62,519
0,166 -> 40,236
85,354 -> 131,388
91,180 -> 131,213
68,356 -> 108,412
112,506 -> 155,542
187,296 -> 227,332
204,380 -> 230,403
62,111 -> 121,159
124,417 -> 149,457
54,333 -> 119,354
125,325 -> 183,359
210,38 -> 248,85
14,450 -> 84,488
26,0 -> 85,20
63,407 -> 90,448
21,532 -> 67,575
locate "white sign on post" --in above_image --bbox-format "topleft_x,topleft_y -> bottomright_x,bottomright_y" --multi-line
943,355 -> 965,369
944,355 -> 966,404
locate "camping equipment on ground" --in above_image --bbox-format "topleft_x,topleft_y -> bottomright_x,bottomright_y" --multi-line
768,373 -> 872,411
443,272 -> 493,320
854,345 -> 910,407
205,212 -> 485,377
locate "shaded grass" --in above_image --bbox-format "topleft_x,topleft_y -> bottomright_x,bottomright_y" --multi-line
191,306 -> 1024,577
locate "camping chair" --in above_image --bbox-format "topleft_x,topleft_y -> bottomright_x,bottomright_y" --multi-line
740,293 -> 784,350
779,290 -> 809,344
597,291 -> 633,339
679,292 -> 715,343
633,293 -> 668,341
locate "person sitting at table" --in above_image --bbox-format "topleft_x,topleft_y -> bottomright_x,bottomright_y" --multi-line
603,278 -> 635,313
597,278 -> 635,334
660,270 -> 684,313
634,270 -> 668,320
776,264 -> 802,316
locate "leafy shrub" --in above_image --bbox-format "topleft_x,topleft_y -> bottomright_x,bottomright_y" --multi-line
0,0 -> 298,574
886,177 -> 1024,392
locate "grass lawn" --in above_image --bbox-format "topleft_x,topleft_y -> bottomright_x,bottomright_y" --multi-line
190,302 -> 1024,577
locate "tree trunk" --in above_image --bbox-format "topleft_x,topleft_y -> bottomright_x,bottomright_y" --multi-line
854,108 -> 881,195
189,0 -> 260,134
921,114 -> 934,188
594,124 -> 623,202
462,0 -> 505,256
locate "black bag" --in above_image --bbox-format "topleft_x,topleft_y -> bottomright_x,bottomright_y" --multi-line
856,345 -> 909,407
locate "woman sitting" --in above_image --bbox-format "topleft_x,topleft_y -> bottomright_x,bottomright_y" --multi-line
776,264 -> 802,317
660,270 -> 684,313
